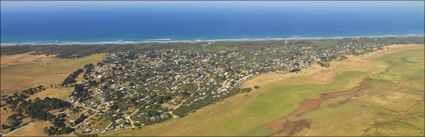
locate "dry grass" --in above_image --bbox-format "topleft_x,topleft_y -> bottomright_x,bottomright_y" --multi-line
4,121 -> 52,136
292,45 -> 424,136
0,106 -> 13,125
1,54 -> 103,94
1,53 -> 55,68
28,87 -> 74,100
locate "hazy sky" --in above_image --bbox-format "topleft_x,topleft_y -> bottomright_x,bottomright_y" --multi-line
2,1 -> 424,10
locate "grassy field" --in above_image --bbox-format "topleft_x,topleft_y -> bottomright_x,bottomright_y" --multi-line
4,121 -> 52,136
104,44 -> 424,136
28,87 -> 74,100
0,54 -> 103,94
292,46 -> 424,136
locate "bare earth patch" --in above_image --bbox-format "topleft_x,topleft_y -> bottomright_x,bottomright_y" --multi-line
268,119 -> 311,136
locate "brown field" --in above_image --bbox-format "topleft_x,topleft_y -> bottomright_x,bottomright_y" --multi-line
4,121 -> 52,136
0,53 -> 55,68
0,54 -> 103,94
5,121 -> 52,137
0,106 -> 13,126
28,87 -> 74,100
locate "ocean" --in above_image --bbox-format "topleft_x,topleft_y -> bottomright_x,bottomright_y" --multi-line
1,1 -> 424,45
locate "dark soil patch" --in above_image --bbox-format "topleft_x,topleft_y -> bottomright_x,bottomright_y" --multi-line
269,77 -> 372,136
289,77 -> 371,117
270,119 -> 310,136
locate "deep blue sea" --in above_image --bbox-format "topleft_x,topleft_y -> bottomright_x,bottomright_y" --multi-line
1,1 -> 424,44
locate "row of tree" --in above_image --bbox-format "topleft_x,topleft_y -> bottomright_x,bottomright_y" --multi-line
62,68 -> 84,85
1,85 -> 46,108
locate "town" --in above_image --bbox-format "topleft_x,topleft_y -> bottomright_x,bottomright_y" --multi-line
1,36 -> 423,136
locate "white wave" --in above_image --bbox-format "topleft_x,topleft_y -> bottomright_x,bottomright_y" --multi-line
1,34 -> 423,46
147,38 -> 172,41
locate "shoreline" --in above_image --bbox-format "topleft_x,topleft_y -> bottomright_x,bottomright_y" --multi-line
1,34 -> 424,46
